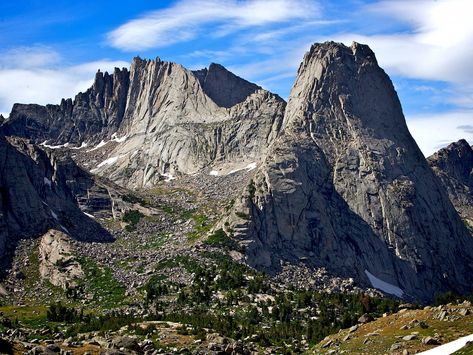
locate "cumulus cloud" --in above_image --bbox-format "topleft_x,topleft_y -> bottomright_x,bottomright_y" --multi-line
407,111 -> 473,157
0,47 -> 128,115
107,0 -> 320,51
328,0 -> 473,84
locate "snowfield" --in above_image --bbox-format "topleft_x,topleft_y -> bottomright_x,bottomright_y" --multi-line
418,334 -> 473,354
364,270 -> 404,298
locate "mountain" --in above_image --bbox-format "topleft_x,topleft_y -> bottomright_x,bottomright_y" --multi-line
428,139 -> 473,221
0,135 -> 113,273
224,42 -> 473,302
2,58 -> 285,188
1,43 -> 473,303
2,41 -> 473,355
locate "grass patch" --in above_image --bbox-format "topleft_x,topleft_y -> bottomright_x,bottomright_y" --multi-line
0,305 -> 48,328
187,214 -> 212,241
148,233 -> 169,249
155,256 -> 201,273
77,257 -> 127,309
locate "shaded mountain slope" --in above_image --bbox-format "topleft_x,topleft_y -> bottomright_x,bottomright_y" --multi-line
428,139 -> 473,221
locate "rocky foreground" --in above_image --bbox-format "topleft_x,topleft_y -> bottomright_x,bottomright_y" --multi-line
313,301 -> 473,354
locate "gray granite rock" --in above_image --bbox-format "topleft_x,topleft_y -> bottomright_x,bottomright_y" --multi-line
428,139 -> 473,219
226,41 -> 473,302
2,58 -> 285,188
0,136 -> 113,273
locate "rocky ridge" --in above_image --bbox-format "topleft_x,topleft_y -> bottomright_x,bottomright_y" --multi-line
0,42 -> 473,304
38,229 -> 84,289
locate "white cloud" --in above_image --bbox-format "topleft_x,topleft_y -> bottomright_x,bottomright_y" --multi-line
0,47 -> 128,114
107,0 -> 320,51
0,46 -> 62,69
406,111 -> 473,157
327,1 -> 473,84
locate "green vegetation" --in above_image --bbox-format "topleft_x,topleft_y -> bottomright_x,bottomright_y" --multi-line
187,214 -> 212,240
122,193 -> 148,206
122,209 -> 145,231
248,179 -> 256,199
235,211 -> 249,220
204,228 -> 236,249
163,290 -> 399,348
142,233 -> 169,249
47,302 -> 82,323
435,291 -> 473,306
76,257 -> 127,308
143,253 -> 400,351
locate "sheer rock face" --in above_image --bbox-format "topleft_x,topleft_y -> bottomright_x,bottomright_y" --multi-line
193,63 -> 261,108
428,139 -> 473,219
0,135 -> 112,268
227,42 -> 473,302
3,58 -> 285,188
98,58 -> 284,188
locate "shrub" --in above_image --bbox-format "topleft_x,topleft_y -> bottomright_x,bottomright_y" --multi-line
204,229 -> 236,249
122,210 -> 145,231
47,303 -> 82,323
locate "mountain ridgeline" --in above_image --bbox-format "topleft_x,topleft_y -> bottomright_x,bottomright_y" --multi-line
2,58 -> 285,188
1,41 -> 472,303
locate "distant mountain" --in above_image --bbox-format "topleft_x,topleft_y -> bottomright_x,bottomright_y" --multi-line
428,139 -> 473,220
224,42 -> 473,302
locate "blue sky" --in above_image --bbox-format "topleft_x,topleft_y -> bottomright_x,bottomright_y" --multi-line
0,0 -> 472,155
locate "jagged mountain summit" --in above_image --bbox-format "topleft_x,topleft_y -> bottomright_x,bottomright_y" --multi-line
224,42 -> 473,302
2,58 -> 285,188
428,139 -> 473,221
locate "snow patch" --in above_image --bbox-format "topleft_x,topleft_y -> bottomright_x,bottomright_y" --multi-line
50,209 -> 58,220
97,156 -> 119,168
209,170 -> 219,176
418,334 -> 473,355
70,142 -> 88,150
43,177 -> 52,187
40,141 -> 69,149
364,270 -> 404,298
228,162 -> 257,175
111,133 -> 128,143
83,212 -> 95,219
87,140 -> 108,152
246,162 -> 257,171
161,172 -> 176,182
